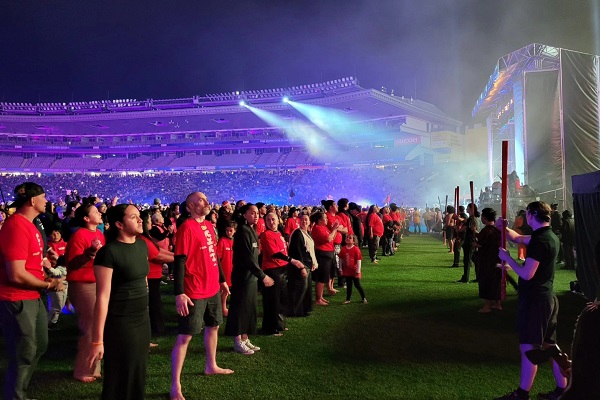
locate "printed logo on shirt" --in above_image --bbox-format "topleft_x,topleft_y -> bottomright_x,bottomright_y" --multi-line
252,242 -> 258,248
202,225 -> 218,266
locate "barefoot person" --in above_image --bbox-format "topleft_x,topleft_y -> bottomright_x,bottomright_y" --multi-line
170,192 -> 233,400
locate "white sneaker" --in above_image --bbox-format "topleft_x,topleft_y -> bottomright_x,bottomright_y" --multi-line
234,340 -> 254,355
362,298 -> 368,304
244,339 -> 261,351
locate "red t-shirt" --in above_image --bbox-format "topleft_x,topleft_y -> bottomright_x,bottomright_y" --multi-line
337,212 -> 354,236
175,218 -> 220,299
138,235 -> 162,279
255,218 -> 266,237
216,236 -> 233,286
326,212 -> 343,245
48,239 -> 67,258
66,228 -> 106,283
311,224 -> 335,252
0,214 -> 45,301
260,229 -> 289,270
359,211 -> 367,225
368,213 -> 384,237
382,213 -> 393,224
170,217 -> 178,248
339,245 -> 362,277
151,224 -> 170,251
283,216 -> 299,237
390,211 -> 401,223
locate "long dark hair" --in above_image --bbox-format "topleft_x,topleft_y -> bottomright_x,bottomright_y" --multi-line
235,203 -> 255,226
105,204 -> 130,242
74,203 -> 96,228
140,210 -> 159,250
467,203 -> 480,218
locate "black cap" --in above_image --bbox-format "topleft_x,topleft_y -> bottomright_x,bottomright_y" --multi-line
255,202 -> 265,209
10,182 -> 45,209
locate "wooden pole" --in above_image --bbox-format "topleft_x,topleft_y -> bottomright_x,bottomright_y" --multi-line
501,141 -> 509,300
469,181 -> 475,211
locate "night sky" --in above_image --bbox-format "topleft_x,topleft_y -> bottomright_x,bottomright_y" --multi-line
1,0 -> 597,122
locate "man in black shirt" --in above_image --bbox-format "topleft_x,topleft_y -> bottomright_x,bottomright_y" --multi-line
495,201 -> 567,400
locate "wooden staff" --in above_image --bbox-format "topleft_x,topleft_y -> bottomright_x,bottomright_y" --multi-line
501,140 -> 509,300
469,181 -> 474,210
455,186 -> 459,211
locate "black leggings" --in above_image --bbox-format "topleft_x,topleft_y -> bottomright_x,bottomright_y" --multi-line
345,277 -> 365,301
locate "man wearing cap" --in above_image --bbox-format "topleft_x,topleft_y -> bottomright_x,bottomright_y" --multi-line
0,182 -> 65,400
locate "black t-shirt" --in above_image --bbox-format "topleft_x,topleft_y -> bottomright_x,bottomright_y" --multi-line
519,226 -> 558,298
95,238 -> 149,302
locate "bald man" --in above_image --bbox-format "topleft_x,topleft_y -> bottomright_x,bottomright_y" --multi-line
170,192 -> 232,400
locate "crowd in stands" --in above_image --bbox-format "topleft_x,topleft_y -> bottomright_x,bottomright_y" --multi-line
0,166 -> 435,207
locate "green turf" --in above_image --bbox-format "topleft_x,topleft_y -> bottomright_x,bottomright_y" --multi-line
0,234 -> 586,399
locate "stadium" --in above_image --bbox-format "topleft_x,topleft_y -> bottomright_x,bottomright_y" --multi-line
0,76 -> 468,206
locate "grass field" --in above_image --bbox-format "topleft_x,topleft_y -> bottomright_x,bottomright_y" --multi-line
0,234 -> 585,400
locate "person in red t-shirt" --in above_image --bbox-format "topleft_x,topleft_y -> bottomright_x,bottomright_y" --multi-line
0,182 -> 65,400
260,212 -> 304,335
46,226 -> 69,329
66,203 -> 106,382
283,207 -> 300,241
336,198 -> 354,289
254,202 -> 267,237
323,200 -> 348,295
339,234 -> 367,304
366,205 -> 384,263
310,211 -> 340,306
217,222 -> 236,317
139,211 -> 174,339
170,192 -> 233,400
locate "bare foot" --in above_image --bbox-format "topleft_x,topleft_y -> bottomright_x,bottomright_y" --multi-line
75,376 -> 97,383
316,299 -> 329,306
170,387 -> 186,400
205,366 -> 234,375
149,342 -> 159,348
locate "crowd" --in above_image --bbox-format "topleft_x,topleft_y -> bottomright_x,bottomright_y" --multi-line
0,180 -> 418,400
0,178 -> 588,400
0,165 -> 437,207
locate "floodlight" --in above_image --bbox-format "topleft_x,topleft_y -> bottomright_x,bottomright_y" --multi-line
283,97 -> 289,103
239,100 -> 246,106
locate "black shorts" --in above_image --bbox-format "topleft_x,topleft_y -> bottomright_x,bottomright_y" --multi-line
313,250 -> 334,283
445,226 -> 454,240
178,292 -> 223,335
517,294 -> 558,345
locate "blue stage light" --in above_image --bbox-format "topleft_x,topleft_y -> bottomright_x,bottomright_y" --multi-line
283,97 -> 289,103
239,100 -> 246,106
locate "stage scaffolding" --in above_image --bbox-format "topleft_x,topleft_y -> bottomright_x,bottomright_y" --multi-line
473,43 -> 600,211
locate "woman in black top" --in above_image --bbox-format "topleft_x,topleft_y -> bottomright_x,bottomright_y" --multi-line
224,204 -> 274,355
87,204 -> 151,400
287,214 -> 316,317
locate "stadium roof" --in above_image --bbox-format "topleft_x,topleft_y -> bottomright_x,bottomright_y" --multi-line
0,83 -> 461,138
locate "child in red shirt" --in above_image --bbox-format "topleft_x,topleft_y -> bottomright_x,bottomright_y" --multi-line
217,223 -> 235,317
46,227 -> 69,329
339,234 -> 367,304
